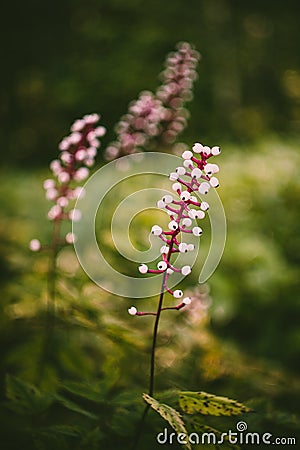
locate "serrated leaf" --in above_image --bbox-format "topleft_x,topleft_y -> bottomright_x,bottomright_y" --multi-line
179,391 -> 251,416
143,394 -> 191,450
5,375 -> 53,416
54,394 -> 98,420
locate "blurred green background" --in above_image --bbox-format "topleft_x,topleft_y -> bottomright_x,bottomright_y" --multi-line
0,0 -> 300,449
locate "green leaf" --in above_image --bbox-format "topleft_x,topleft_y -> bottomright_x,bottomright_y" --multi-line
179,391 -> 251,416
143,394 -> 192,450
54,394 -> 99,420
61,381 -> 106,403
5,375 -> 53,416
187,416 -> 240,450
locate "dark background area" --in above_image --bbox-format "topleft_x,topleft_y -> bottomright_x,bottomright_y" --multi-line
1,0 -> 300,166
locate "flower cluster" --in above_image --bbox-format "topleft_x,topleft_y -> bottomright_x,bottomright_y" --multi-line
29,114 -> 106,251
128,142 -> 221,316
156,41 -> 200,144
105,42 -> 200,160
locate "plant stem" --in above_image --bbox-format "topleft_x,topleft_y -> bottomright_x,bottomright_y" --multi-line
36,219 -> 60,385
131,239 -> 176,449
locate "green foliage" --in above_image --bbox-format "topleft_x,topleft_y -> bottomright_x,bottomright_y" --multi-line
143,393 -> 192,450
178,391 -> 251,416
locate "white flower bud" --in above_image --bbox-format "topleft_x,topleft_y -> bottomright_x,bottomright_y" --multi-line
173,289 -> 183,298
58,171 -> 70,184
182,218 -> 192,227
157,200 -> 165,209
190,195 -> 198,202
182,150 -> 193,160
151,225 -> 162,236
66,232 -> 76,244
176,166 -> 186,175
191,168 -> 202,179
200,201 -> 209,211
128,306 -> 137,315
168,220 -> 178,230
183,159 -> 193,168
181,265 -> 191,276
198,182 -> 210,195
43,179 -> 55,189
160,245 -> 169,254
169,172 -> 179,181
183,297 -> 192,305
138,264 -> 148,274
192,226 -> 203,236
210,177 -> 219,187
69,209 -> 81,222
203,146 -> 211,155
204,163 -> 215,176
195,210 -> 205,219
29,239 -> 41,252
179,243 -> 188,253
188,209 -> 197,219
187,244 -> 195,252
211,146 -> 221,155
162,194 -> 173,204
192,143 -> 204,153
157,261 -> 167,271
172,182 -> 181,191
180,191 -> 191,201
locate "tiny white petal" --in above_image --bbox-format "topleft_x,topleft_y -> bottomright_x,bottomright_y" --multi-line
157,261 -> 167,271
66,232 -> 76,244
151,225 -> 162,236
168,220 -> 178,230
200,201 -> 210,211
69,209 -> 81,222
183,296 -> 192,305
176,166 -> 186,175
172,182 -> 181,191
192,226 -> 203,236
157,200 -> 165,209
160,245 -> 169,254
179,242 -> 188,253
162,194 -> 173,204
190,195 -> 198,202
182,150 -> 193,160
191,168 -> 202,179
187,244 -> 195,252
203,145 -> 211,155
192,143 -> 204,153
181,265 -> 191,276
183,159 -> 193,168
182,218 -> 192,227
180,191 -> 191,201
169,172 -> 179,181
138,264 -> 148,274
167,268 -> 174,275
29,239 -> 41,251
128,306 -> 137,315
173,289 -> 183,298
210,177 -> 219,187
198,182 -> 210,195
211,146 -> 221,155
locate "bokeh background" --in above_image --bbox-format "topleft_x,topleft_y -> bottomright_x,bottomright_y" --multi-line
0,0 -> 299,449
